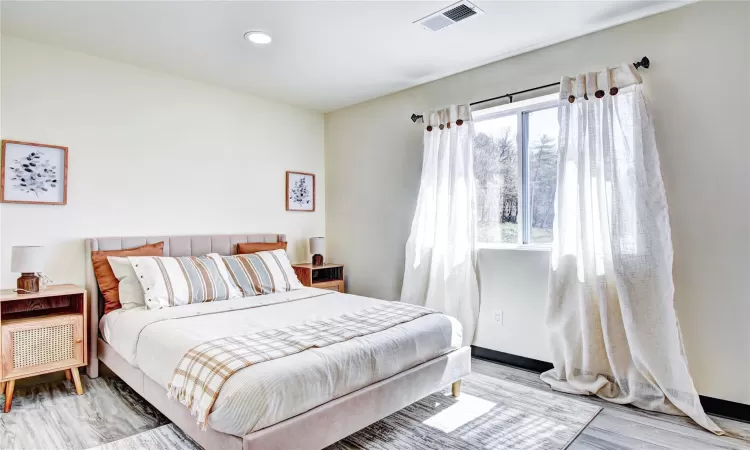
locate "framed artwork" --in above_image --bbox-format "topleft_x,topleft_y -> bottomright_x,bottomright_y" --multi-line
286,171 -> 315,212
1,140 -> 68,205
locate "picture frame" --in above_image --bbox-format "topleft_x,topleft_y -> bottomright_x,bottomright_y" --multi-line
286,171 -> 315,212
1,140 -> 68,205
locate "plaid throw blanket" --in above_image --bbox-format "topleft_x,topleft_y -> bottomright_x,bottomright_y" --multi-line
167,301 -> 437,428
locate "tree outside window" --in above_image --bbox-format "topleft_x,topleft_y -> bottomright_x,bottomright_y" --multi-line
472,95 -> 558,246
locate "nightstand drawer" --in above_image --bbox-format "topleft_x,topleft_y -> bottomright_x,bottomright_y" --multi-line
313,280 -> 345,292
1,313 -> 84,380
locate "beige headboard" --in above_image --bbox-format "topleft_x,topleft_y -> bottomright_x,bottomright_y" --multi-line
84,233 -> 286,377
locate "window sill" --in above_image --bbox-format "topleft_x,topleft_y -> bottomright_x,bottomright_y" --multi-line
477,243 -> 551,252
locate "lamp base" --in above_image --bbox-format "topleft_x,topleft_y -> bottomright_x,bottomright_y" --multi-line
17,273 -> 40,294
312,254 -> 324,266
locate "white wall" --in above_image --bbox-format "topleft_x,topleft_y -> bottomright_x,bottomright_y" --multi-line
325,2 -> 750,404
0,36 -> 325,288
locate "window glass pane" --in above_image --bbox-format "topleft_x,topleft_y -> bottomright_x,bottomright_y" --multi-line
527,106 -> 559,244
473,115 -> 518,244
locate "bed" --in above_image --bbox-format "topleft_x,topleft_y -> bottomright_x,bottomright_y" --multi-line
85,233 -> 471,450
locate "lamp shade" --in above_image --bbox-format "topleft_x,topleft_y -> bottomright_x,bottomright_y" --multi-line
309,237 -> 325,255
11,246 -> 44,273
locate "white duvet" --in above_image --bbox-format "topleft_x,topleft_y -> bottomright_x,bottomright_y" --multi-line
100,288 -> 462,436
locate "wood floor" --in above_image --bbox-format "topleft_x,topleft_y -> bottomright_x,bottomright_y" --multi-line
471,358 -> 750,449
1,358 -> 749,449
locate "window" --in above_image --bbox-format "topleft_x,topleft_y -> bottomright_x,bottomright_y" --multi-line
472,94 -> 559,247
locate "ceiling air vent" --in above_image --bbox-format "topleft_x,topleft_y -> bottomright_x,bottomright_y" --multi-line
415,1 -> 484,32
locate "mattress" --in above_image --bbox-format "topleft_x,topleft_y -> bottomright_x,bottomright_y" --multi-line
100,288 -> 462,437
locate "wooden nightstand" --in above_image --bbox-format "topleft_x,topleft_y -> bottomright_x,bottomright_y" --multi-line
0,284 -> 87,413
293,263 -> 345,293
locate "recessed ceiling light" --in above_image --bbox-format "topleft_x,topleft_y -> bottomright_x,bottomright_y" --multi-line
244,31 -> 272,44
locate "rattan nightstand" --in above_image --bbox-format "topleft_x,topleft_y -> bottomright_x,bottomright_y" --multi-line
0,284 -> 87,413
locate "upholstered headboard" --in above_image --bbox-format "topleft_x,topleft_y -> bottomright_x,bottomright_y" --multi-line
84,233 -> 286,377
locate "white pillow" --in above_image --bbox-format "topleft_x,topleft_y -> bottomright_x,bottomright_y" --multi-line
107,256 -> 146,310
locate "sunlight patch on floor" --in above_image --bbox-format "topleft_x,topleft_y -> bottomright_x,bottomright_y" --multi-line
422,393 -> 496,433
480,409 -> 568,449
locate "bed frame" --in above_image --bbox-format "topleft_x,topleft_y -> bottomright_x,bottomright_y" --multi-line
84,233 -> 471,450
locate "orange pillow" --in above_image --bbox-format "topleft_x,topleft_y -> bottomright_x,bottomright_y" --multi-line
236,242 -> 287,254
92,242 -> 164,314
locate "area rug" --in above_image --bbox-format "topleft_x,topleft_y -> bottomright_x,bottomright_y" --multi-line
326,372 -> 601,450
80,371 -> 601,450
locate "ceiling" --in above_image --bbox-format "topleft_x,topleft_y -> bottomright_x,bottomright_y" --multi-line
1,1 -> 688,112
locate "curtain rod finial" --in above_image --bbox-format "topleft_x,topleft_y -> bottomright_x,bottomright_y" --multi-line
411,114 -> 423,123
634,56 -> 650,69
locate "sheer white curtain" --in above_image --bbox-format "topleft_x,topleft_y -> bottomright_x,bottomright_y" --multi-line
401,104 -> 479,346
541,64 -> 722,434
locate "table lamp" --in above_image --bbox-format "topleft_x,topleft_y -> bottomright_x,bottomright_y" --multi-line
11,246 -> 44,293
310,237 -> 325,266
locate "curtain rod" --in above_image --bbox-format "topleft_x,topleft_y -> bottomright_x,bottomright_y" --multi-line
410,56 -> 650,123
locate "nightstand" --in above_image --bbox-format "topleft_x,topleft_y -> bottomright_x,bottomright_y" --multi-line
292,263 -> 345,293
0,284 -> 87,413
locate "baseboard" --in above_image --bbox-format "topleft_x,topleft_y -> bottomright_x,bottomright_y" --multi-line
470,345 -> 750,423
471,346 -> 553,373
699,395 -> 750,423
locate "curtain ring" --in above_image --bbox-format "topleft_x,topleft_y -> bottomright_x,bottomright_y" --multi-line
439,124 -> 445,130
426,126 -> 433,132
456,119 -> 464,126
595,90 -> 605,99
568,95 -> 575,103
610,86 -> 619,96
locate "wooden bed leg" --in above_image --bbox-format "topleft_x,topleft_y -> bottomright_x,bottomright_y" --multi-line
0,381 -> 5,394
65,369 -> 72,381
70,368 -> 84,396
4,380 -> 15,413
451,380 -> 461,398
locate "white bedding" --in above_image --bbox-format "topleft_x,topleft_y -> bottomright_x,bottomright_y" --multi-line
100,288 -> 462,436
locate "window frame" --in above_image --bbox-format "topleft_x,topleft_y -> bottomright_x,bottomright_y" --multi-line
472,95 -> 559,250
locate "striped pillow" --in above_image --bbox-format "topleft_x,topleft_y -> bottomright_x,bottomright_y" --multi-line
219,249 -> 303,297
129,255 -> 242,310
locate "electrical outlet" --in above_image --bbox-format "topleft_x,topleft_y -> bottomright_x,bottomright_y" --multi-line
493,310 -> 503,324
